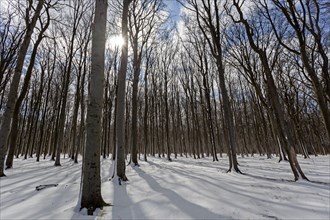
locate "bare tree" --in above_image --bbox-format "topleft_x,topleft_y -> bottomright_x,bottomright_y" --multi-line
0,0 -> 45,177
0,12 -> 24,102
128,0 -> 163,166
182,0 -> 241,172
226,0 -> 308,180
182,24 -> 219,161
79,0 -> 109,214
5,3 -> 51,169
54,0 -> 92,166
116,0 -> 132,183
263,0 -> 330,145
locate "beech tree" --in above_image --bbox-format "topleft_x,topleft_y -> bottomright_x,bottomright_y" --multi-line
0,0 -> 45,177
182,22 -> 219,161
54,0 -> 92,166
5,3 -> 51,169
0,0 -> 328,186
226,0 -> 308,180
0,12 -> 24,107
80,0 -> 109,214
182,0 -> 241,172
263,0 -> 330,145
128,0 -> 163,166
116,0 -> 132,183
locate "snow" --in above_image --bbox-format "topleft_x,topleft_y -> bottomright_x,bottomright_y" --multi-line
1,154 -> 329,220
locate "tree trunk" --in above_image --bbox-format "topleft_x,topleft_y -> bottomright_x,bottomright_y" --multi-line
80,0 -> 108,214
130,59 -> 140,165
143,56 -> 149,162
6,18 -> 49,168
215,58 -> 240,172
116,0 -> 132,182
0,0 -> 44,177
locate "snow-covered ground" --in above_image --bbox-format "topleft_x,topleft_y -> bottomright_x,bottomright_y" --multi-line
0,154 -> 329,220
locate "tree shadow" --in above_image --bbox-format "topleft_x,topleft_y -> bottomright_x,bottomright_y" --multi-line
147,160 -> 235,190
242,172 -> 330,187
70,212 -> 96,220
111,180 -> 147,220
241,173 -> 294,182
135,167 -> 230,219
145,160 -> 325,216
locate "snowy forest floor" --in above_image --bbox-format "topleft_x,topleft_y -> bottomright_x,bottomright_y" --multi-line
0,154 -> 329,220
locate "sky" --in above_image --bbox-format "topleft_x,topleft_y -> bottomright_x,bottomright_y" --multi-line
165,0 -> 182,21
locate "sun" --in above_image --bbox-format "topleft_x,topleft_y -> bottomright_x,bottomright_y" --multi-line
108,35 -> 125,48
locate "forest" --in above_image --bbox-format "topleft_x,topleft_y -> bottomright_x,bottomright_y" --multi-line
0,0 -> 329,219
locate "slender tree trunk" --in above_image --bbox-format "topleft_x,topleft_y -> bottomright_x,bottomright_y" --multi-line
75,36 -> 89,164
130,62 -> 140,165
70,73 -> 81,160
216,59 -> 240,172
116,0 -> 132,182
37,57 -> 54,161
164,72 -> 172,161
54,22 -> 80,166
143,60 -> 149,162
16,98 -> 28,158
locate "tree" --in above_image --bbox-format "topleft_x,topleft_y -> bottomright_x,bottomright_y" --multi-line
0,12 -> 24,104
182,23 -> 219,161
36,44 -> 56,162
54,0 -> 92,166
0,0 -> 45,177
116,0 -> 132,183
5,3 -> 51,169
128,0 -> 163,166
226,0 -> 308,180
79,0 -> 109,214
264,0 -> 330,145
182,0 -> 241,172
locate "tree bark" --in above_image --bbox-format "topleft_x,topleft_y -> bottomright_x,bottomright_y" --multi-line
116,0 -> 132,182
80,0 -> 108,214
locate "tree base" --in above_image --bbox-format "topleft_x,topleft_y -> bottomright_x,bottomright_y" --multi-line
226,168 -> 243,174
234,168 -> 243,174
118,176 -> 129,185
81,201 -> 111,216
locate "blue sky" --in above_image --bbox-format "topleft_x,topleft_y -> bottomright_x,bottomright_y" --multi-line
165,0 -> 182,20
